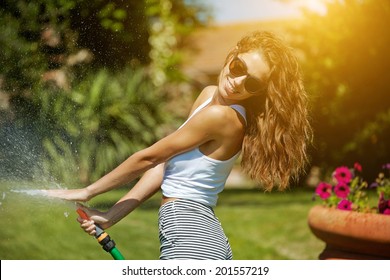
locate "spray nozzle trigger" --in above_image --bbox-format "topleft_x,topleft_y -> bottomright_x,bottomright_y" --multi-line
76,208 -> 89,220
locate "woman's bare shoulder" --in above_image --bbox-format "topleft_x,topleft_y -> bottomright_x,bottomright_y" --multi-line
199,104 -> 245,135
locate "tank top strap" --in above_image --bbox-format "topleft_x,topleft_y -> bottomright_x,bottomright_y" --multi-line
179,97 -> 212,129
180,97 -> 246,129
229,104 -> 247,124
189,97 -> 212,119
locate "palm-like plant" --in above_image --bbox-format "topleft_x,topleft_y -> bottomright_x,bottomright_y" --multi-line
36,67 -> 167,186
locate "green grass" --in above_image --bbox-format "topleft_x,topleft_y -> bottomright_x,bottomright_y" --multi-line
0,182 -> 324,260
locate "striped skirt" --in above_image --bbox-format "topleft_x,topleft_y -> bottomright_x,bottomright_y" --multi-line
158,199 -> 233,260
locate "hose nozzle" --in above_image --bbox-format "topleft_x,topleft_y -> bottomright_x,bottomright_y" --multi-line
76,208 -> 125,260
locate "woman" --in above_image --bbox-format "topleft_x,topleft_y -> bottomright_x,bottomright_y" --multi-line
46,31 -> 312,259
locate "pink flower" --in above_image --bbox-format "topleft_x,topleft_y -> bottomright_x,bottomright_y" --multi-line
354,162 -> 362,172
338,199 -> 352,211
315,182 -> 332,200
334,182 -> 350,198
382,163 -> 390,170
378,192 -> 390,214
334,166 -> 352,184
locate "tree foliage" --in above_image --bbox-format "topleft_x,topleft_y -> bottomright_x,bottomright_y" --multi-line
0,0 -> 209,91
35,68 -> 167,185
0,0 -> 209,184
293,0 -> 390,177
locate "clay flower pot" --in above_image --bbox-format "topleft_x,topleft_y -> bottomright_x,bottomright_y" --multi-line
308,205 -> 390,259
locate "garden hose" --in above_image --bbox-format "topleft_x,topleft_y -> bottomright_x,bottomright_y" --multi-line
76,208 -> 125,260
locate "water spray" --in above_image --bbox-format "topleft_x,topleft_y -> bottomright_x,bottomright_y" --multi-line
76,208 -> 125,260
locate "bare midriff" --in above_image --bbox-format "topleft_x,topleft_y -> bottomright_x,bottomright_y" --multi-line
161,196 -> 179,206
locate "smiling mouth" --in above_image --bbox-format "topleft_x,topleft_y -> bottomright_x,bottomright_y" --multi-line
227,79 -> 239,94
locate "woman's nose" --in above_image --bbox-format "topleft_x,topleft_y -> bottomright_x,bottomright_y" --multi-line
233,75 -> 247,88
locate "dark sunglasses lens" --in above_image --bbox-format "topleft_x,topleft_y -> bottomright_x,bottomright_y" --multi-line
245,77 -> 262,94
229,58 -> 246,76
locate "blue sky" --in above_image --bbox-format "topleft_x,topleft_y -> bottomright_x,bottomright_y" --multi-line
205,0 -> 327,23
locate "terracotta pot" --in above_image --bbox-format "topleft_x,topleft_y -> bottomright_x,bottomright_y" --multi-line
308,205 -> 390,259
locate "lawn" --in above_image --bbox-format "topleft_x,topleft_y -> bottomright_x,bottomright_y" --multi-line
0,181 -> 324,260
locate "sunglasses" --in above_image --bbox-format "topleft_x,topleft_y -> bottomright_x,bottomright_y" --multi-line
228,56 -> 266,95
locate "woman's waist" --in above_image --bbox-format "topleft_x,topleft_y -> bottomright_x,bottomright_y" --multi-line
161,179 -> 223,204
160,195 -> 216,210
161,195 -> 178,206
161,187 -> 219,207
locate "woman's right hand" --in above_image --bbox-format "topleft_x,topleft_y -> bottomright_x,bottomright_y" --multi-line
76,204 -> 111,236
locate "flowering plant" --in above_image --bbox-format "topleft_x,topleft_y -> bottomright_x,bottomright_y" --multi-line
314,163 -> 390,215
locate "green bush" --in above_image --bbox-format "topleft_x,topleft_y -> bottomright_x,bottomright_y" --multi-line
34,67 -> 168,186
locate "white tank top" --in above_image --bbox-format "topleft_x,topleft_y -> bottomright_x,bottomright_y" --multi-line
161,97 -> 246,207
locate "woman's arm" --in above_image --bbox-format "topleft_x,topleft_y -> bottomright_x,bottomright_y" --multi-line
45,148 -> 164,201
104,162 -> 164,226
78,163 -> 164,234
78,88 -> 216,200
46,99 -> 227,202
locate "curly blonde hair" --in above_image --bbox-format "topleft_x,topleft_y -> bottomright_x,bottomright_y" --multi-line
223,31 -> 312,191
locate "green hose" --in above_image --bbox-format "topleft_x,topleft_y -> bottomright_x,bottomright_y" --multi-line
110,247 -> 125,260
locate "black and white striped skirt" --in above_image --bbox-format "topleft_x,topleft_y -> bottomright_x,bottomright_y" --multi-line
158,199 -> 232,260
